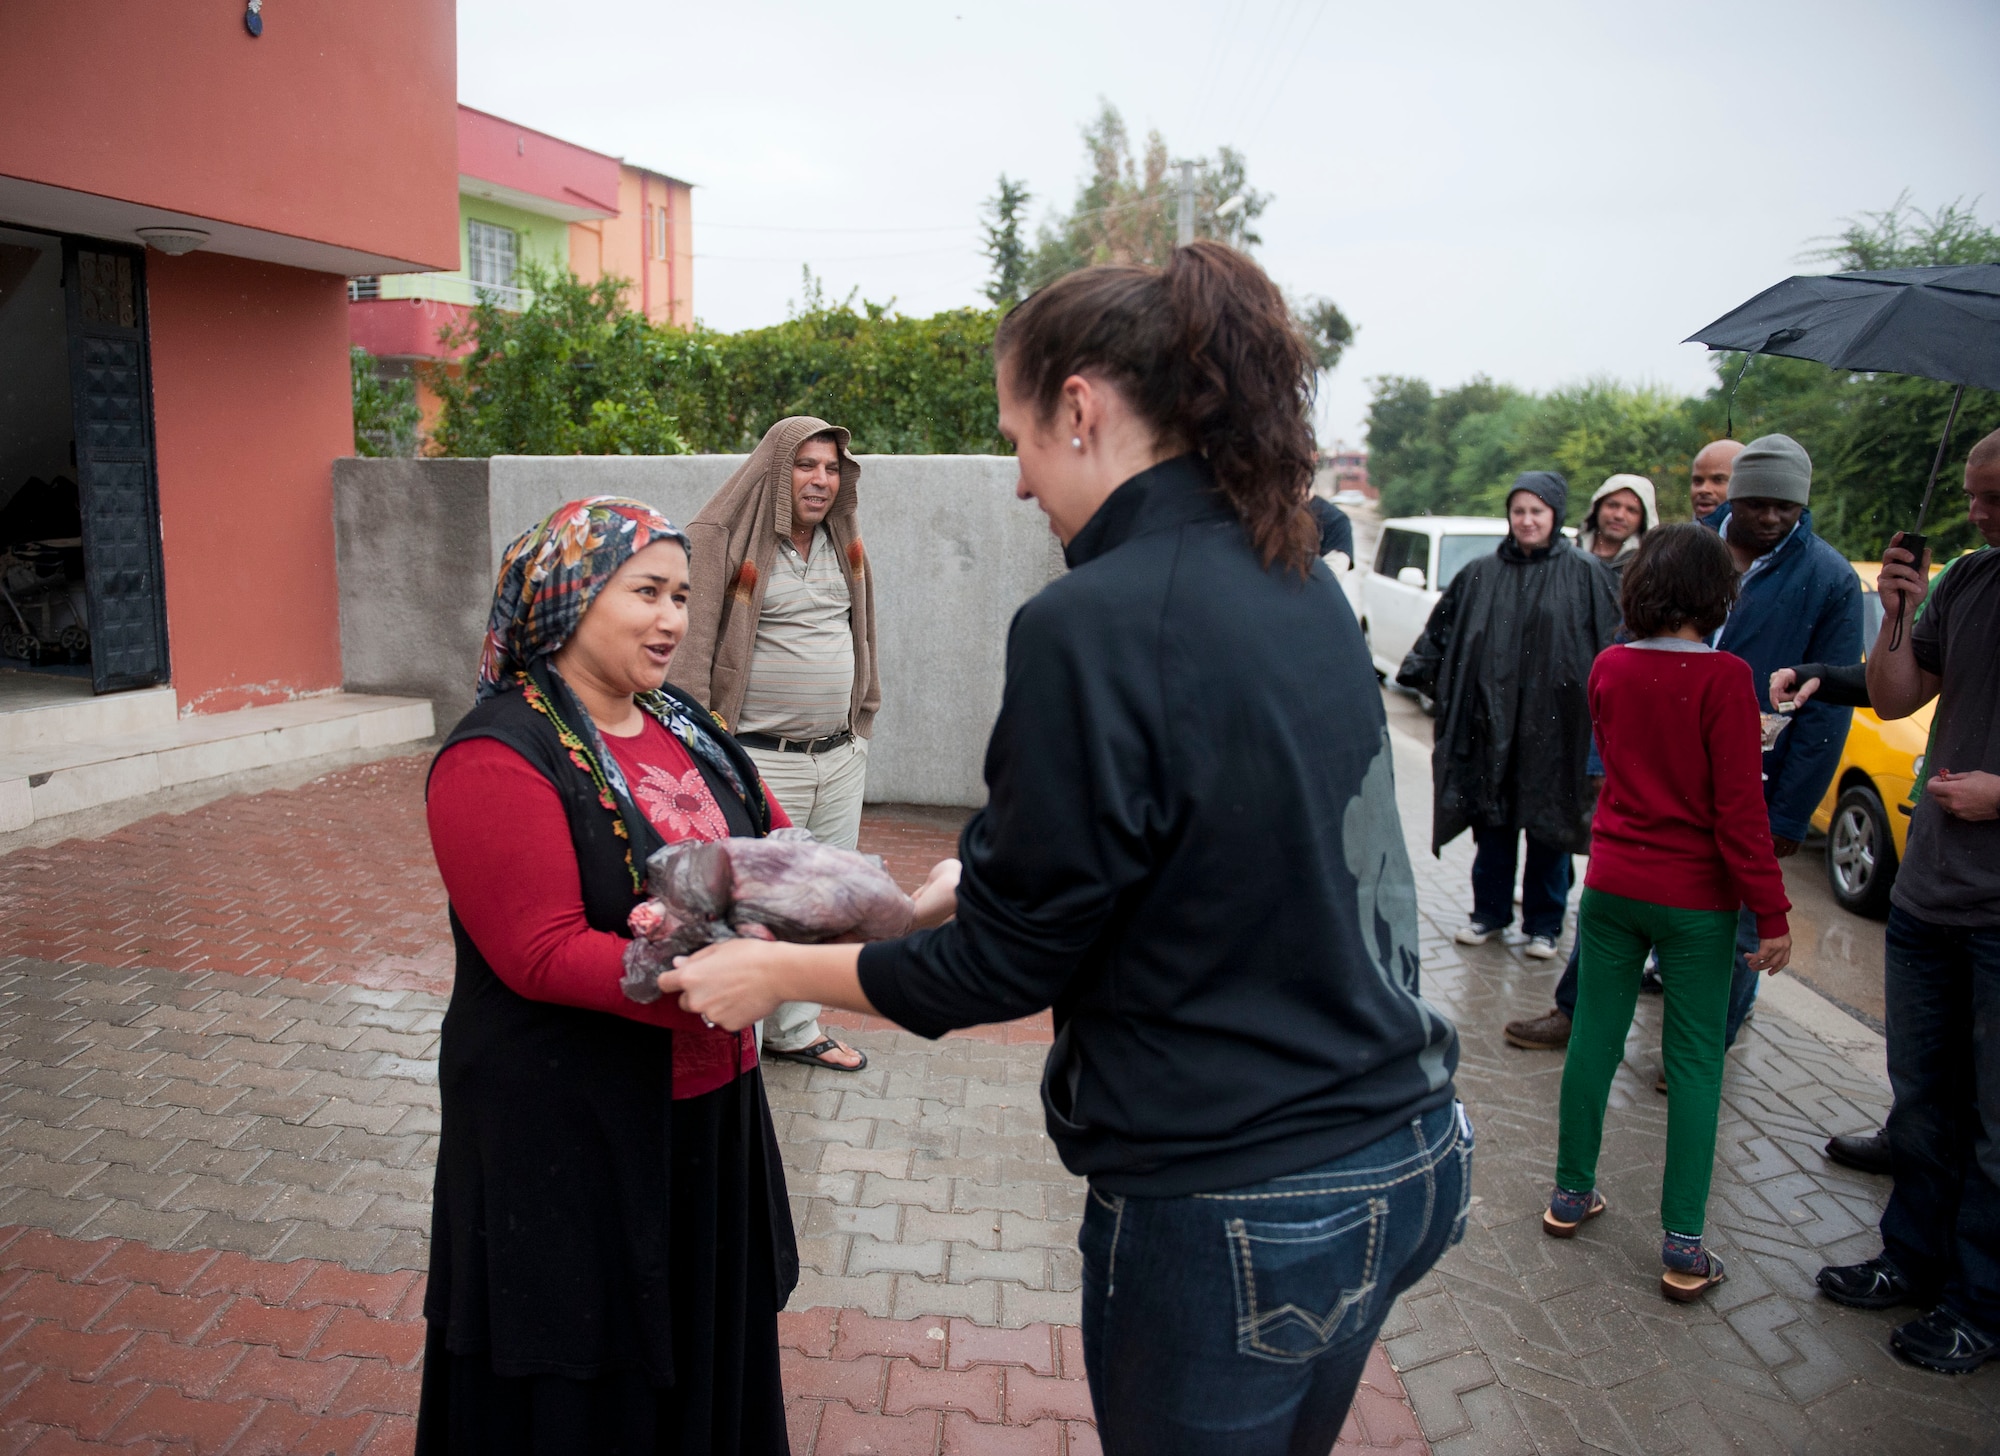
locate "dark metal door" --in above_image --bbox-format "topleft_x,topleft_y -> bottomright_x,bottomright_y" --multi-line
62,240 -> 170,692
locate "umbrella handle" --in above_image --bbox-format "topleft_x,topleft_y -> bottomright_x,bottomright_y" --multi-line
1722,351 -> 1758,440
1889,382 -> 1966,654
1914,382 -> 1966,536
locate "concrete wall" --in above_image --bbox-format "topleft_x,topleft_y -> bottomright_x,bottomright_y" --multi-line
334,454 -> 1063,806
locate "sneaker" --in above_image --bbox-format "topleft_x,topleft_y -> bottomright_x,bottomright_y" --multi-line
1503,1009 -> 1571,1050
1454,922 -> 1498,946
1525,935 -> 1559,960
1891,1306 -> 2000,1374
1817,1254 -> 1926,1310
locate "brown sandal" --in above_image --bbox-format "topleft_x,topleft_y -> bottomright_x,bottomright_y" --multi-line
1661,1251 -> 1726,1303
1542,1191 -> 1607,1238
766,1037 -> 868,1072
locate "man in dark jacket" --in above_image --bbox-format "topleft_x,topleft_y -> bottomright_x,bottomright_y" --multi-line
1698,435 -> 1862,1045
1308,495 -> 1354,564
1398,472 -> 1620,958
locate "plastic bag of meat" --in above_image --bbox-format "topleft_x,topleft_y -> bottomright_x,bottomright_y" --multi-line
619,828 -> 915,1003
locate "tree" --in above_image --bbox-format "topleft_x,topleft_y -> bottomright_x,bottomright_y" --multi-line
981,175 -> 1033,307
431,264 -> 689,458
1296,297 -> 1355,373
1807,191 -> 2000,271
350,347 -> 420,457
1025,102 -> 1270,289
1366,195 -> 2000,554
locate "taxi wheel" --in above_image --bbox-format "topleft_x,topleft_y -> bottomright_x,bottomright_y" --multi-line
1827,783 -> 1897,919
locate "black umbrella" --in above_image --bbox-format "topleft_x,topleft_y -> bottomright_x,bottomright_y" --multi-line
1686,263 -> 2000,537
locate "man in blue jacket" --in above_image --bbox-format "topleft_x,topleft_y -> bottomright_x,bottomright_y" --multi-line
1703,434 -> 1862,1042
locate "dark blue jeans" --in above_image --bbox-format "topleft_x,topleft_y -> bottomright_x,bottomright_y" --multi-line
1470,827 -> 1572,940
1879,907 -> 2000,1333
1080,1102 -> 1472,1455
1556,905 -> 1757,1049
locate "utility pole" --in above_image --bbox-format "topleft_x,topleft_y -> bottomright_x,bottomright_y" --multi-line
1176,160 -> 1196,247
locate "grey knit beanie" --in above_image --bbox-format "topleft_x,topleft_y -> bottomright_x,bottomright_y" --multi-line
1506,470 -> 1568,525
1727,434 -> 1812,506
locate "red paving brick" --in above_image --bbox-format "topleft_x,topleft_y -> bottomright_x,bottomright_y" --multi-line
0,770 -> 1430,1454
0,1226 -> 422,1453
776,1307 -> 1427,1455
0,757 -> 450,995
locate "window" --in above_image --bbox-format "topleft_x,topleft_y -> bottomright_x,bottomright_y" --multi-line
1375,528 -> 1426,583
467,220 -> 517,293
1437,533 -> 1505,591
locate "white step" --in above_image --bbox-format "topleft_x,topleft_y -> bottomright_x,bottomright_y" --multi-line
0,692 -> 434,832
0,677 -> 178,753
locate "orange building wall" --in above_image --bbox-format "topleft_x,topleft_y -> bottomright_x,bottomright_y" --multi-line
571,168 -> 693,327
0,2 -> 458,271
146,253 -> 350,714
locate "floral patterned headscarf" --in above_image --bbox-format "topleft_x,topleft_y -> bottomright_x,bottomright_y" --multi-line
476,497 -> 757,840
478,496 -> 690,700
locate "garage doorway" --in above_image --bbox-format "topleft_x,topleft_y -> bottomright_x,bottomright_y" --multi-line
0,225 -> 169,697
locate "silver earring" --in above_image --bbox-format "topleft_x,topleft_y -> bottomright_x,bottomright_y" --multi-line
1071,436 -> 1083,451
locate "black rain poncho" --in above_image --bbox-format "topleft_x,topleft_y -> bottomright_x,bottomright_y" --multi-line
1396,536 -> 1619,855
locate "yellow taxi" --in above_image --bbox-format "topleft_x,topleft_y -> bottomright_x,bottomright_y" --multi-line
1807,561 -> 1937,917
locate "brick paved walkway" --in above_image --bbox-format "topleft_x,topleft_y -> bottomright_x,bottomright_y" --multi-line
0,725 -> 1987,1455
1374,720 -> 1998,1455
0,758 -> 1421,1453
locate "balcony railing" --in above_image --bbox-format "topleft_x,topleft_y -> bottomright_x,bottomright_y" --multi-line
346,273 -> 533,311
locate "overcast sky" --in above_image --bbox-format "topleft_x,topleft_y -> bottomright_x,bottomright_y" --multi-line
459,0 -> 1999,446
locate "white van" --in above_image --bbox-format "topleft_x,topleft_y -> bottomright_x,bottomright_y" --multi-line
1358,517 -> 1509,683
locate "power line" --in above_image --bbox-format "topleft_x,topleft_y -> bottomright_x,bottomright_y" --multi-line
694,244 -> 982,263
1241,0 -> 1333,147
696,220 -> 978,235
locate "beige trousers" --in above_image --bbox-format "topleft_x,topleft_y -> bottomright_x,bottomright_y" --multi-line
743,736 -> 868,1052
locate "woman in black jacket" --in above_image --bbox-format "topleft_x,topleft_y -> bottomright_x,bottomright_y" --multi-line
1396,475 -> 1621,959
661,242 -> 1469,1456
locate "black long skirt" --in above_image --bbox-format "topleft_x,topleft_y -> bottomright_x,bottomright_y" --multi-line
414,1074 -> 791,1456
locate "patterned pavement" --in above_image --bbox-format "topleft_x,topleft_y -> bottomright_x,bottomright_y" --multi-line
0,711 -> 1988,1454
1376,717 -> 1999,1456
0,756 -> 1421,1454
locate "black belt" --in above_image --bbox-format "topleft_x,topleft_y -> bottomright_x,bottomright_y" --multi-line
736,729 -> 854,755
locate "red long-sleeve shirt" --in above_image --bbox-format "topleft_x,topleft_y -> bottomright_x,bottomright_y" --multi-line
1586,643 -> 1791,939
427,717 -> 791,1098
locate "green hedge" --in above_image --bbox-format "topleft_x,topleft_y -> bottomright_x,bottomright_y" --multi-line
426,267 -> 1007,459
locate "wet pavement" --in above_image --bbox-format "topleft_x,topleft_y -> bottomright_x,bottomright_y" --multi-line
0,712 -> 1988,1454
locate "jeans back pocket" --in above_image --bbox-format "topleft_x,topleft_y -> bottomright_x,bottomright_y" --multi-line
1226,1196 -> 1386,1364
1448,1100 -> 1475,1248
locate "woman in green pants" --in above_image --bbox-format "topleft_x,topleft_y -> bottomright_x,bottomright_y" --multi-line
1544,524 -> 1793,1302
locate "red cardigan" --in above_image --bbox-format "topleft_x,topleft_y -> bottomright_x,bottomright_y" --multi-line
1586,643 -> 1791,939
427,716 -> 791,1098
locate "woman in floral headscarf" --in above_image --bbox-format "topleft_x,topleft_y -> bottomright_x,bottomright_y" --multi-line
417,497 -> 797,1455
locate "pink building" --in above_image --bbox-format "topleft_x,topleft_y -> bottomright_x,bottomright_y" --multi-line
348,105 -> 692,432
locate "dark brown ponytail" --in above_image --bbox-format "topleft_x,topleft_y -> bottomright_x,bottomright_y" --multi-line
994,241 -> 1320,573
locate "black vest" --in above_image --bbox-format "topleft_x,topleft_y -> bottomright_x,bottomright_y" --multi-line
423,672 -> 796,1382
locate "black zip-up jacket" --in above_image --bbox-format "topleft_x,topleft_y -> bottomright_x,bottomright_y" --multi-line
858,455 -> 1460,1196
